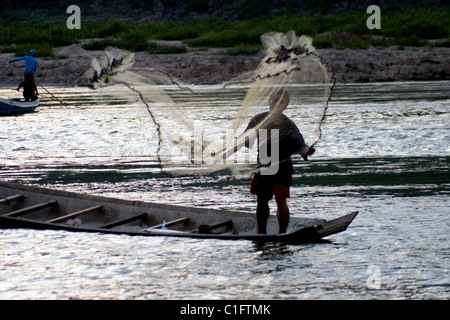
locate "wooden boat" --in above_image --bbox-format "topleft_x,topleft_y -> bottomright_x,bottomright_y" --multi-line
0,97 -> 39,116
0,181 -> 358,244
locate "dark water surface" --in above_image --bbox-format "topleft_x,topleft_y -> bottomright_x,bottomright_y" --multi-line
0,81 -> 448,299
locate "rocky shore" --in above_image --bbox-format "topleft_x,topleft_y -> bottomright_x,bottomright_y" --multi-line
1,44 -> 449,87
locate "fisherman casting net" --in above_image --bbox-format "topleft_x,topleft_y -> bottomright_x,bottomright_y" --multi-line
87,30 -> 335,179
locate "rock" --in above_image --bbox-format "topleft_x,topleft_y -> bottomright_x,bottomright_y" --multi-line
318,46 -> 450,83
1,46 -> 448,86
132,51 -> 263,84
55,44 -> 89,57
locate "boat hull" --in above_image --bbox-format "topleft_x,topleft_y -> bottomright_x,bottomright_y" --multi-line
0,181 -> 358,244
0,98 -> 39,116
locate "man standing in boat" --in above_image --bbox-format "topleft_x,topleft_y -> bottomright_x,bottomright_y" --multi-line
226,89 -> 315,234
10,49 -> 38,82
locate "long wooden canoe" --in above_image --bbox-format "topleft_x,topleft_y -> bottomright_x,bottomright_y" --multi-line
0,181 -> 358,244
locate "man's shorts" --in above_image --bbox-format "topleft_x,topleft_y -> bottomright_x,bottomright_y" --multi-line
24,73 -> 35,81
250,174 -> 290,201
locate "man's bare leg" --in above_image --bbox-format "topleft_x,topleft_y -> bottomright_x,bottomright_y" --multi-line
256,198 -> 270,234
276,197 -> 289,234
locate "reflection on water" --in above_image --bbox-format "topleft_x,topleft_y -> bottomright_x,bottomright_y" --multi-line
0,81 -> 449,300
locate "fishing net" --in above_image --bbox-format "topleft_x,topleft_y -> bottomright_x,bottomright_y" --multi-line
87,30 -> 335,178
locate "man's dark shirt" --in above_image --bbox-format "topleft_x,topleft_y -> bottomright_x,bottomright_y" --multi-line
244,112 -> 309,186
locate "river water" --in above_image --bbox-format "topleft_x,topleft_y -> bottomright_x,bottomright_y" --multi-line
0,81 -> 448,300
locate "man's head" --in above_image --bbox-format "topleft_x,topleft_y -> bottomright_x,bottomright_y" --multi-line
269,89 -> 290,112
29,49 -> 36,57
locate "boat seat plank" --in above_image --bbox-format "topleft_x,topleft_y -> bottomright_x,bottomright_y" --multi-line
144,217 -> 190,231
4,200 -> 58,217
47,205 -> 103,224
100,213 -> 148,229
192,220 -> 234,233
0,194 -> 24,205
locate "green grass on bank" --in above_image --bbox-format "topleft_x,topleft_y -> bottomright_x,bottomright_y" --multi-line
0,8 -> 448,58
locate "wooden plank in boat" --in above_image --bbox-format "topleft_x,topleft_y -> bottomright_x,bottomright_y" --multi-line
4,200 -> 58,217
145,219 -> 234,235
192,220 -> 234,233
144,229 -> 187,235
145,217 -> 190,231
100,212 -> 147,229
47,205 -> 103,224
0,194 -> 24,205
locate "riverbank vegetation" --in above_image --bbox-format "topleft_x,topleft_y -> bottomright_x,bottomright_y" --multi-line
1,7 -> 448,58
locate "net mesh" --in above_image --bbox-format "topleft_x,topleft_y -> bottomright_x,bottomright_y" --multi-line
87,30 -> 335,178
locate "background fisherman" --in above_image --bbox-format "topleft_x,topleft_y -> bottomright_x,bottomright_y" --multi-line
10,49 -> 38,82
